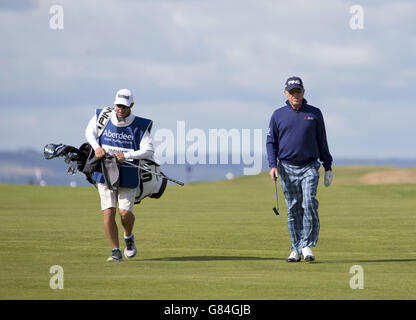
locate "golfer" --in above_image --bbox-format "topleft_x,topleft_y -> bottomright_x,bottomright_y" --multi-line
266,77 -> 333,262
85,88 -> 154,261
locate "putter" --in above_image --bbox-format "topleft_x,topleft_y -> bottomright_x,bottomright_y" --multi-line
273,175 -> 279,215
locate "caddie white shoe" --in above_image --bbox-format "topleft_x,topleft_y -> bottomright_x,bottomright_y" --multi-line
124,234 -> 137,258
286,251 -> 301,262
302,246 -> 315,262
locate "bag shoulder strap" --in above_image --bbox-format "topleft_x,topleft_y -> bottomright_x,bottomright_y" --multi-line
96,106 -> 114,137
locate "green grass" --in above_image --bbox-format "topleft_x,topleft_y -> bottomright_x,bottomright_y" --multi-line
0,166 -> 415,299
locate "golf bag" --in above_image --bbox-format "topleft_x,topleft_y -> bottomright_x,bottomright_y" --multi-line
135,158 -> 167,204
43,143 -> 168,204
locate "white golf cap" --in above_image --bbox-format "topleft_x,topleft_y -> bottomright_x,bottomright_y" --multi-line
114,88 -> 134,107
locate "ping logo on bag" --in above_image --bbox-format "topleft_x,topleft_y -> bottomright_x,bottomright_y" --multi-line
97,107 -> 113,130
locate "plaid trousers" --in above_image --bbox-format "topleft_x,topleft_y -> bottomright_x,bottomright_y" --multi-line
277,160 -> 320,254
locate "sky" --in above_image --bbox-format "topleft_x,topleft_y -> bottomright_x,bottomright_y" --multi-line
0,0 -> 415,161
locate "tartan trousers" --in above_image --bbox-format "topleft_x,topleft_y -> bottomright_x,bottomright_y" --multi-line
277,160 -> 321,254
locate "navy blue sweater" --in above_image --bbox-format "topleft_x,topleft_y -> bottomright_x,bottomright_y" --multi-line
266,99 -> 333,171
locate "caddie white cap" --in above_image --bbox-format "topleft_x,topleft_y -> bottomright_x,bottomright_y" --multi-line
114,88 -> 134,107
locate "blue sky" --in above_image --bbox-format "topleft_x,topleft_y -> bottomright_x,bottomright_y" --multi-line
0,0 -> 415,160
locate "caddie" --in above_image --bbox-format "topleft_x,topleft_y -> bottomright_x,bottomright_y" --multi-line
85,88 -> 154,262
266,77 -> 333,263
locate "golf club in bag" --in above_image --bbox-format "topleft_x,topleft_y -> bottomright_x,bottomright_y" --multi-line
121,161 -> 184,186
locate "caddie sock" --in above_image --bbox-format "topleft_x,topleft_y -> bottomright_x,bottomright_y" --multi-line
124,234 -> 134,240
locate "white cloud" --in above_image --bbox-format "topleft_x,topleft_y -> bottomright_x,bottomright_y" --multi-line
324,113 -> 358,139
0,104 -> 92,150
371,1 -> 416,29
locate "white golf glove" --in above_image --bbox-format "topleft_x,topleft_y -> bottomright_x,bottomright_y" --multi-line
324,170 -> 333,187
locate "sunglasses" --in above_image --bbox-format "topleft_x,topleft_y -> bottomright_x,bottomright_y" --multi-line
116,104 -> 131,109
288,88 -> 303,95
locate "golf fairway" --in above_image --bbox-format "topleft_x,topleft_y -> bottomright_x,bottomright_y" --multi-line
0,166 -> 415,299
